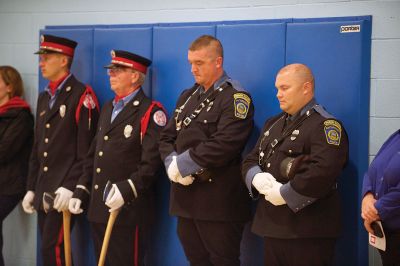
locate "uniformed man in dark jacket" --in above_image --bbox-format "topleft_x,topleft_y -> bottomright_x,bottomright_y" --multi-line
159,35 -> 254,265
68,50 -> 166,266
242,63 -> 349,265
21,34 -> 99,266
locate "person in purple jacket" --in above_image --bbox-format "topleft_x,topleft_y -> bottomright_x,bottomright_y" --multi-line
361,129 -> 400,266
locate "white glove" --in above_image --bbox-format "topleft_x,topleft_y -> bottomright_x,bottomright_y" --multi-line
105,184 -> 124,212
68,198 -> 83,214
167,156 -> 182,182
264,180 -> 286,206
53,187 -> 73,212
252,172 -> 275,195
22,191 -> 35,214
177,175 -> 194,186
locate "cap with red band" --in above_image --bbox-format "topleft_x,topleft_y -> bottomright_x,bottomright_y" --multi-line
104,50 -> 151,74
34,34 -> 77,57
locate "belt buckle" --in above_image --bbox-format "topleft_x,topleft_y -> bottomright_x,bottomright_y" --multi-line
183,117 -> 192,126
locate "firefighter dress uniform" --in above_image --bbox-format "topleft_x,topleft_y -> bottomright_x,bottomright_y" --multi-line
72,50 -> 166,266
26,34 -> 99,266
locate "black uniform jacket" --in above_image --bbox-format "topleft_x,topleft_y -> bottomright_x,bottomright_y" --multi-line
242,101 -> 349,238
75,89 -> 164,226
159,81 -> 254,222
27,75 -> 99,210
0,108 -> 33,195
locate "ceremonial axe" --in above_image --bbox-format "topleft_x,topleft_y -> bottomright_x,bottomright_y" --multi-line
43,192 -> 72,266
98,181 -> 120,266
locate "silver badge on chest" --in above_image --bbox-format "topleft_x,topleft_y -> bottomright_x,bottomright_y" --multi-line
290,129 -> 300,141
124,124 -> 133,138
59,105 -> 66,118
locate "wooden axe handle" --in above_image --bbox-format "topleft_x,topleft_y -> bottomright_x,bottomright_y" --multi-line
98,210 -> 120,266
62,210 -> 72,266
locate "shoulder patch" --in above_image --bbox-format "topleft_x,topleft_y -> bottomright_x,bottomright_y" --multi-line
83,94 -> 96,109
324,120 -> 342,146
153,110 -> 167,127
233,93 -> 250,119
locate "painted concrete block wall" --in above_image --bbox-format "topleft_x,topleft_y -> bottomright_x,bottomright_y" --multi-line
0,0 -> 398,265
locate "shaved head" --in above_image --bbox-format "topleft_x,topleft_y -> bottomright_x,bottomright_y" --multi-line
275,63 -> 315,115
277,63 -> 314,90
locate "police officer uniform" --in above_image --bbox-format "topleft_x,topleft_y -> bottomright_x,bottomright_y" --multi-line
159,73 -> 254,265
27,34 -> 99,266
242,99 -> 349,265
73,50 -> 166,266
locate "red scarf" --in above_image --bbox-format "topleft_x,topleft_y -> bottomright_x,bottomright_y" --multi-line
114,92 -> 131,104
0,96 -> 30,115
48,72 -> 69,96
114,87 -> 140,104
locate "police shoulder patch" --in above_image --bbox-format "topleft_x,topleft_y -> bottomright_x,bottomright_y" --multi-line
323,120 -> 342,146
233,93 -> 250,119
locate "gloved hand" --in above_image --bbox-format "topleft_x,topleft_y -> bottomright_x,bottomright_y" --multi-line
22,191 -> 35,214
177,175 -> 194,186
252,172 -> 275,195
105,184 -> 124,212
167,156 -> 182,182
68,198 -> 83,214
53,187 -> 73,212
264,180 -> 286,206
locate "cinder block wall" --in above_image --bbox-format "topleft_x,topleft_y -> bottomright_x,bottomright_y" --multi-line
0,1 -> 398,265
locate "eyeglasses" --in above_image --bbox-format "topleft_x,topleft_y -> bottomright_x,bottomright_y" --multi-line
107,67 -> 132,76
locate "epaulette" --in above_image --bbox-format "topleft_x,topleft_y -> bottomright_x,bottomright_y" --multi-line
313,105 -> 335,119
226,79 -> 246,92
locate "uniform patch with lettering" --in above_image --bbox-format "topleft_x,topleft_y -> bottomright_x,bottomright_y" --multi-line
153,110 -> 167,126
83,94 -> 96,109
324,120 -> 341,146
233,93 -> 250,119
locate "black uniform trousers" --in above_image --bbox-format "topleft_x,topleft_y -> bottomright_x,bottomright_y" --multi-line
177,217 -> 245,266
378,231 -> 400,266
264,237 -> 336,266
38,210 -> 75,266
91,222 -> 148,266
0,194 -> 22,266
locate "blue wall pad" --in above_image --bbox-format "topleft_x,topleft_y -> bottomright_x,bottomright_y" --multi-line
37,28 -> 96,266
152,25 -> 215,115
151,25 -> 215,266
38,28 -> 94,92
286,19 -> 371,266
217,23 -> 286,265
93,27 -> 153,105
35,16 -> 371,266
